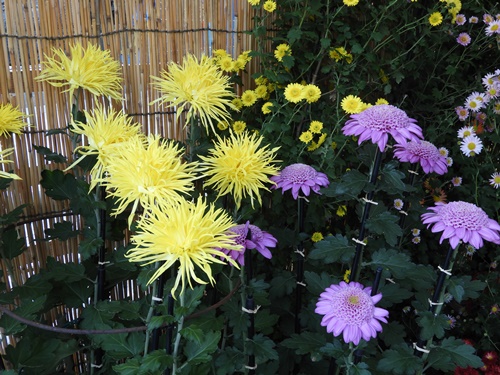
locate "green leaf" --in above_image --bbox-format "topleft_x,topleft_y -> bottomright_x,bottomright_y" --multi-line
114,358 -> 141,375
0,296 -> 47,335
304,271 -> 337,296
181,326 -> 205,344
60,279 -> 93,307
80,305 -> 115,330
447,275 -> 485,302
287,27 -> 302,45
366,211 -> 402,246
426,337 -> 483,372
255,310 -> 279,335
14,274 -> 52,299
184,330 -> 221,365
33,144 -> 67,163
94,332 -> 145,360
368,249 -> 414,279
281,332 -> 327,355
320,37 -> 331,49
140,350 -> 173,372
269,270 -> 295,299
377,344 -> 424,375
351,362 -> 372,375
379,321 -> 407,346
379,162 -> 415,194
308,234 -> 354,264
0,227 -> 25,259
46,257 -> 85,282
416,312 -> 449,340
175,285 -> 205,317
44,221 -> 79,241
148,315 -> 175,330
322,170 -> 367,199
0,204 -> 27,226
378,283 -> 413,307
247,333 -> 278,362
40,169 -> 78,201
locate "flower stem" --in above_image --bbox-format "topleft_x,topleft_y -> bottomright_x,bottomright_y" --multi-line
294,196 -> 306,333
349,147 -> 384,282
143,277 -> 159,356
172,293 -> 185,374
243,246 -> 256,374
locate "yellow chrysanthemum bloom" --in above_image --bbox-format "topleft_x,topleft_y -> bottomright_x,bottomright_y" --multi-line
303,84 -> 322,103
255,85 -> 268,99
212,49 -> 229,60
309,121 -> 323,134
337,205 -> 347,217
36,43 -> 122,100
343,269 -> 351,283
248,0 -> 260,5
307,132 -> 327,151
150,54 -> 236,134
311,232 -> 324,242
262,102 -> 273,115
69,104 -> 143,187
274,43 -> 292,62
359,102 -> 372,112
127,197 -> 242,297
343,0 -> 359,6
445,0 -> 461,19
199,132 -> 280,209
104,135 -> 201,226
299,131 -> 313,144
238,50 -> 252,64
0,148 -> 21,180
375,98 -> 389,105
341,95 -> 363,114
429,12 -> 443,26
241,90 -> 258,107
255,76 -> 268,86
218,56 -> 234,72
263,0 -> 277,12
284,83 -> 304,103
217,121 -> 229,131
233,121 -> 247,134
232,98 -> 243,111
0,103 -> 28,138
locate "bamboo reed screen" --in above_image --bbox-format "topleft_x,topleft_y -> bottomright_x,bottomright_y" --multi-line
0,0 -> 261,359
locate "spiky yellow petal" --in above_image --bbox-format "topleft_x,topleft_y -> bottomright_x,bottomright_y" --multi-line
0,103 -> 28,138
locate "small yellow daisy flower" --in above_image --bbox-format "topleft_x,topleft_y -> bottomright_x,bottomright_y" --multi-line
309,121 -> 323,134
274,43 -> 292,62
375,98 -> 389,105
337,205 -> 347,217
341,95 -> 363,114
303,84 -> 322,103
232,98 -> 243,111
248,0 -> 260,5
262,102 -> 273,115
284,83 -> 304,103
429,12 -> 443,26
263,0 -> 276,12
233,121 -> 247,134
311,232 -> 324,242
343,0 -> 359,6
255,85 -> 268,99
217,121 -> 229,131
299,131 -> 313,144
218,56 -> 234,72
241,90 -> 258,107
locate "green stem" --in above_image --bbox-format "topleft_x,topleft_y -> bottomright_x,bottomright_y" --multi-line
172,293 -> 186,374
143,270 -> 159,357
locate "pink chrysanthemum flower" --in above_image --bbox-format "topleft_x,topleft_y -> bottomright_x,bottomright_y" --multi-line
421,201 -> 500,249
469,16 -> 478,24
455,14 -> 466,25
393,140 -> 448,175
315,281 -> 389,345
484,14 -> 494,24
270,163 -> 329,199
451,177 -> 462,187
457,32 -> 471,46
482,72 -> 497,88
457,126 -> 475,139
342,104 -> 422,152
218,221 -> 277,266
455,106 -> 469,121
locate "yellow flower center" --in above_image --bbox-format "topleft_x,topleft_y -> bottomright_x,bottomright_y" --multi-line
348,295 -> 360,305
467,143 -> 476,150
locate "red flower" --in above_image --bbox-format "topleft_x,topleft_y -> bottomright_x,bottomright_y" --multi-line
483,351 -> 499,365
485,364 -> 500,375
454,366 -> 479,375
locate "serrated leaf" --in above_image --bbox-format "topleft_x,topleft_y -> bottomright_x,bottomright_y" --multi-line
366,211 -> 402,246
320,37 -> 331,49
40,169 -> 78,201
140,350 -> 173,372
255,310 -> 279,334
426,337 -> 483,371
308,234 -> 354,264
0,204 -> 27,226
184,330 -> 220,365
281,332 -> 327,355
0,227 -> 25,259
368,249 -> 414,279
33,144 -> 67,163
378,283 -> 413,307
379,162 -> 415,194
44,221 -> 79,241
304,271 -> 337,296
377,345 -> 424,375
181,326 -> 205,344
351,362 -> 372,375
46,257 -> 85,282
269,270 -> 295,299
416,311 -> 449,340
175,285 -> 205,317
113,358 -> 141,375
148,315 -> 175,330
247,333 -> 278,362
322,170 -> 367,199
94,331 -> 145,360
0,296 -> 47,334
447,275 -> 485,302
287,27 -> 302,45
379,321 -> 407,346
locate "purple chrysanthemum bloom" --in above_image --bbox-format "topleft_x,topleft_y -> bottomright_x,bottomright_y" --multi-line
218,221 -> 277,266
342,104 -> 422,152
315,281 -> 389,345
421,201 -> 500,249
393,140 -> 448,175
270,163 -> 329,200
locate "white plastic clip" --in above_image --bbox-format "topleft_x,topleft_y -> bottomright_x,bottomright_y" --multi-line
412,342 -> 430,353
362,197 -> 378,205
245,364 -> 258,370
242,305 -> 261,314
296,281 -> 307,287
438,265 -> 452,276
98,261 -> 110,265
295,248 -> 305,257
352,238 -> 367,246
428,298 -> 443,306
408,170 -> 419,175
399,210 -> 408,216
152,296 -> 163,302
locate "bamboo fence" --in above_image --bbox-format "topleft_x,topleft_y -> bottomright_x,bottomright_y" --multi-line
0,0 -> 262,362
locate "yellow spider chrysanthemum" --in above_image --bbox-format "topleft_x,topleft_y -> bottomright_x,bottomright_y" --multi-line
274,43 -> 292,62
0,103 -> 28,138
241,90 -> 258,107
263,0 -> 277,12
284,83 -> 304,103
262,102 -> 273,114
233,121 -> 247,134
150,54 -> 236,134
104,135 -> 201,225
303,84 -> 322,103
309,121 -> 324,134
299,131 -> 313,144
199,132 -> 280,209
341,95 -> 363,114
69,104 -> 143,187
127,197 -> 242,297
429,12 -> 443,26
0,148 -> 21,180
36,43 -> 122,100
248,0 -> 260,5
